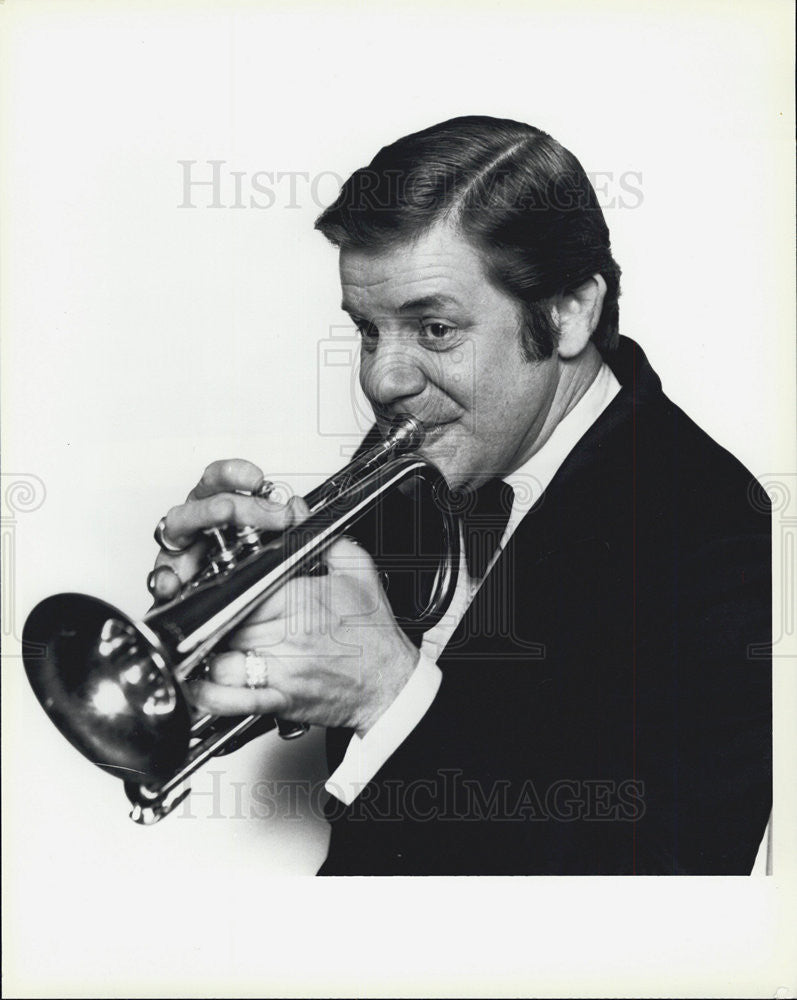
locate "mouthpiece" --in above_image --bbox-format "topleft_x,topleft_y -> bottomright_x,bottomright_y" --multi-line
387,414 -> 425,453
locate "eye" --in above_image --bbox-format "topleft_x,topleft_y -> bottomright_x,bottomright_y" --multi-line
353,319 -> 379,348
419,321 -> 459,346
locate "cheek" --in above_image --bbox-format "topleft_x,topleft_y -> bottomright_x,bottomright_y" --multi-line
431,351 -> 480,409
464,357 -> 511,417
358,354 -> 377,398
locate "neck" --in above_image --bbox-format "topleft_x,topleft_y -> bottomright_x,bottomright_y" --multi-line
504,341 -> 604,475
553,341 -> 604,422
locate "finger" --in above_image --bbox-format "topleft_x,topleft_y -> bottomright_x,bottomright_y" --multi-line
288,495 -> 311,525
225,619 -> 292,652
162,493 -> 293,548
189,459 -> 266,500
146,564 -> 182,603
188,678 -> 288,716
208,645 -> 289,683
207,651 -> 247,685
323,538 -> 388,620
153,537 -> 207,584
324,535 -> 378,578
228,573 -> 320,628
208,648 -> 299,701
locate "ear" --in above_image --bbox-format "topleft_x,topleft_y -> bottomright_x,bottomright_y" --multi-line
552,274 -> 608,360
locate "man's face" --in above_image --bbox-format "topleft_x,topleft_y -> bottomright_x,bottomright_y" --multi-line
339,220 -> 562,489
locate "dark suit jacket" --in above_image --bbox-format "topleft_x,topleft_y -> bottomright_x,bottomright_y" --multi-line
319,337 -> 772,875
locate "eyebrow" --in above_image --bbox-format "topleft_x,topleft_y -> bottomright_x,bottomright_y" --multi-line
341,293 -> 461,316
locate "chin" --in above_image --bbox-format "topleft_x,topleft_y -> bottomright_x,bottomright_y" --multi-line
420,452 -> 469,490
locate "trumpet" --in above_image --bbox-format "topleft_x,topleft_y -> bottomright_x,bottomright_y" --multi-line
22,415 -> 460,824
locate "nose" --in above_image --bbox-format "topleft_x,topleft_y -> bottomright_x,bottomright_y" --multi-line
360,339 -> 427,412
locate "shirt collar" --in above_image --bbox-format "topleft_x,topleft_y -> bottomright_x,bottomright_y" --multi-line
502,361 -> 621,521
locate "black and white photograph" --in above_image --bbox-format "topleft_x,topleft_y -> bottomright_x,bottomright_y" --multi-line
2,0 -> 795,996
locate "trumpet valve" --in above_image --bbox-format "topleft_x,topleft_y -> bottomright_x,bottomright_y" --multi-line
203,527 -> 237,572
236,524 -> 262,552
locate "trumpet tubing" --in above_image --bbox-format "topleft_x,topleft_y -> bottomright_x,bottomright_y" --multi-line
22,416 -> 460,823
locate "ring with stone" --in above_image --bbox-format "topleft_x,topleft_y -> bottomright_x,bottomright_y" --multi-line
244,650 -> 269,689
254,480 -> 275,500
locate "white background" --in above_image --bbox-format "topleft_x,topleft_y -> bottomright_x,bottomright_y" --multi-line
2,0 -> 795,996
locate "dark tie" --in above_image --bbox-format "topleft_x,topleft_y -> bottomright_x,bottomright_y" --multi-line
462,479 -> 515,579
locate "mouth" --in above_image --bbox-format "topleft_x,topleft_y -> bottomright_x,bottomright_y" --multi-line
420,421 -> 450,445
375,411 -> 457,450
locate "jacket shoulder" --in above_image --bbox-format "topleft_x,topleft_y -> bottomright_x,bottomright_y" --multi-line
631,391 -> 770,538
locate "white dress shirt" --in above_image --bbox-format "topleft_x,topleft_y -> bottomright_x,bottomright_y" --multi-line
325,362 -> 622,805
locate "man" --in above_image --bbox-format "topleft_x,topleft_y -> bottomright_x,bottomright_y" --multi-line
149,116 -> 771,874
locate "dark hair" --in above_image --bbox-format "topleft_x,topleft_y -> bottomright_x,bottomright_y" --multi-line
315,115 -> 621,359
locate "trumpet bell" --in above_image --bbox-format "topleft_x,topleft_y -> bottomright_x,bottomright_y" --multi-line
21,416 -> 461,822
23,593 -> 191,782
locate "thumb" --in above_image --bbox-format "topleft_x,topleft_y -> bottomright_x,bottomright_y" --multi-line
324,535 -> 378,578
288,495 -> 312,526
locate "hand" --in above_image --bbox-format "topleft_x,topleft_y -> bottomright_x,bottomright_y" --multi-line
151,459 -> 420,735
191,536 -> 420,736
148,459 -> 302,603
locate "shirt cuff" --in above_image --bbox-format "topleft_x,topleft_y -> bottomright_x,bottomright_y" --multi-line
324,652 -> 442,806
